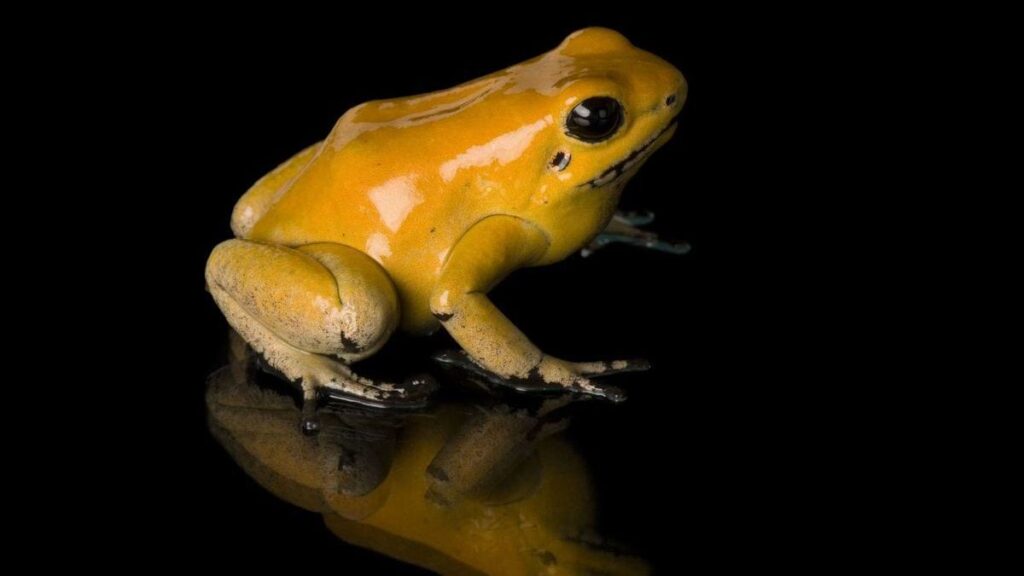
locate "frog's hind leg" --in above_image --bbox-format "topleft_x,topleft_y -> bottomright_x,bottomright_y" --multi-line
206,240 -> 433,426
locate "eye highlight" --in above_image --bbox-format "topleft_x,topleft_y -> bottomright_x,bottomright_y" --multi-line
566,97 -> 623,142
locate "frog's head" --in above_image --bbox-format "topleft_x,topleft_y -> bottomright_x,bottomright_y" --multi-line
517,28 -> 687,262
322,27 -> 684,263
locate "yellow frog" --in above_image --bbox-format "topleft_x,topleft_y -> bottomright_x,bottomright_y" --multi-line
206,27 -> 687,418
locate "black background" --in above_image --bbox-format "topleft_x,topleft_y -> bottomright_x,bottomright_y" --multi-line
95,12 -> 817,573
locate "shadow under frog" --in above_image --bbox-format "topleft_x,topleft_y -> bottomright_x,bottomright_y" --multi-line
206,338 -> 650,576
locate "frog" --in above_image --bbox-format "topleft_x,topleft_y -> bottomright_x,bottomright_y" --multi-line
205,27 -> 687,420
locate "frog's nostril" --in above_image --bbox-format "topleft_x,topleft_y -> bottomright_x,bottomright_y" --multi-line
550,150 -> 571,171
665,94 -> 677,107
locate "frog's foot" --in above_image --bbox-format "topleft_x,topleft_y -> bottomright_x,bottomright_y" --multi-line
244,338 -> 436,435
254,349 -> 435,436
264,351 -> 436,436
582,210 -> 691,257
433,350 -> 648,402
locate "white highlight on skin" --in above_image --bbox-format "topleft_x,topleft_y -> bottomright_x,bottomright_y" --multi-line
404,80 -> 498,107
368,175 -> 423,231
330,79 -> 502,151
365,233 -> 392,263
504,52 -> 576,96
326,47 -> 577,154
439,118 -> 550,182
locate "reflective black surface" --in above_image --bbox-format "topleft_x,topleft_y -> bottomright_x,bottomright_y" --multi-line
103,13 -> 805,575
207,332 -> 651,574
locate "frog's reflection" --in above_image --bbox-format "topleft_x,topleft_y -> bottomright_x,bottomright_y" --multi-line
207,335 -> 648,576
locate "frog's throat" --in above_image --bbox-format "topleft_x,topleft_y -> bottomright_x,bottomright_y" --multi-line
584,116 -> 679,189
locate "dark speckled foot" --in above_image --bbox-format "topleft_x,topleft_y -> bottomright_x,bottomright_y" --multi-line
319,374 -> 439,411
432,351 -> 635,402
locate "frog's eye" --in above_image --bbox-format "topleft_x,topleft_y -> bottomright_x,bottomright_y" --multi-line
566,97 -> 623,142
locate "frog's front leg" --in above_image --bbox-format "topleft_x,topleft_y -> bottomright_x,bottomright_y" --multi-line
206,240 -> 432,425
429,216 -> 649,401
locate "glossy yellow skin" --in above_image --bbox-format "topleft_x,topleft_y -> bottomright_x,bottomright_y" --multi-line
206,28 -> 686,401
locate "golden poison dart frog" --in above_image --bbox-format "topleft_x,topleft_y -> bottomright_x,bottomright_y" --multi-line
206,27 -> 687,418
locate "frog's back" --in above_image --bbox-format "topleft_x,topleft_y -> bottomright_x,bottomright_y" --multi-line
241,135 -> 457,259
239,73 -> 525,245
239,70 -> 556,300
232,75 -> 526,329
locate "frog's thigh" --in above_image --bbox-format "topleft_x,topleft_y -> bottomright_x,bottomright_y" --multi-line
206,240 -> 399,363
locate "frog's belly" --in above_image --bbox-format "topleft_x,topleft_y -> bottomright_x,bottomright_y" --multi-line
388,268 -> 443,335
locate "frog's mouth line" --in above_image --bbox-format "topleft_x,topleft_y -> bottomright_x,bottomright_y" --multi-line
586,117 -> 678,188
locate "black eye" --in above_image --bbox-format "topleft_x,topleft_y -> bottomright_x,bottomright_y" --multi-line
566,97 -> 623,142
